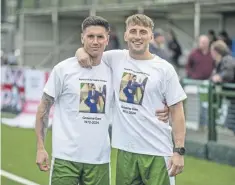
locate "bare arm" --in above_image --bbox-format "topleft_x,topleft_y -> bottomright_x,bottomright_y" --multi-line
169,101 -> 186,148
168,101 -> 186,176
35,93 -> 54,150
76,48 -> 93,68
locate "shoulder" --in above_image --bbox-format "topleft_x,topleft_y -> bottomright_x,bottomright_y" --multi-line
54,57 -> 77,70
189,48 -> 199,56
222,55 -> 235,65
151,56 -> 176,77
103,49 -> 128,57
102,50 -> 129,66
52,57 -> 78,77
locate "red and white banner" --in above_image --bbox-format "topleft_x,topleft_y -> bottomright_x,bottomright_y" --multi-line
1,66 -> 53,128
1,66 -> 25,114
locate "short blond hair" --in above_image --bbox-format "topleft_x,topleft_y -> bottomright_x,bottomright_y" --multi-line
125,14 -> 154,30
211,40 -> 230,56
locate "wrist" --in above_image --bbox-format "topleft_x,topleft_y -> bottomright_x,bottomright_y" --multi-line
37,141 -> 45,151
173,147 -> 186,155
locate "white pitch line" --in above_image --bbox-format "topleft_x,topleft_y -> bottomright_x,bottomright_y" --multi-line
0,169 -> 41,185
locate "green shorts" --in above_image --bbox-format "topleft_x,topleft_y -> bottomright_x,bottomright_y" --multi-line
50,158 -> 110,185
116,150 -> 175,185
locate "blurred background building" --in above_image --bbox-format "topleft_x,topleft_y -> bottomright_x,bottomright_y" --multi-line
1,2 -> 235,181
1,0 -> 235,68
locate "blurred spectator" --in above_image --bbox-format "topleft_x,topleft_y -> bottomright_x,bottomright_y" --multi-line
218,31 -> 232,50
208,29 -> 217,48
149,29 -> 170,61
211,40 -> 235,134
211,40 -> 235,83
106,26 -> 120,50
1,50 -> 7,65
186,35 -> 214,80
7,50 -> 18,65
166,29 -> 182,67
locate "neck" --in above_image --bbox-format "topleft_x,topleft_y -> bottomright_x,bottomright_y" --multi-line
129,51 -> 154,60
215,55 -> 222,64
201,49 -> 209,55
91,55 -> 102,66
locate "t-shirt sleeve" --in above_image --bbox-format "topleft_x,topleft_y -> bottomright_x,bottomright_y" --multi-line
43,66 -> 62,100
164,66 -> 187,106
102,50 -> 127,70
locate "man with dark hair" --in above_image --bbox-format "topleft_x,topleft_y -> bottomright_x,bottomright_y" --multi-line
218,31 -> 232,50
84,83 -> 103,113
208,29 -> 217,47
123,75 -> 143,104
35,16 -> 112,185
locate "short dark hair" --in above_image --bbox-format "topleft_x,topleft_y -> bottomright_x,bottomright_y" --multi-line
208,29 -> 215,36
82,16 -> 110,32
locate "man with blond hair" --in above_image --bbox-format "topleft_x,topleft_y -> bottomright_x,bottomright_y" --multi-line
210,39 -> 235,136
77,14 -> 187,185
211,40 -> 235,83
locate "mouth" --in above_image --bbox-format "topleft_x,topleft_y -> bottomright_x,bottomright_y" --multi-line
132,41 -> 143,47
91,47 -> 100,51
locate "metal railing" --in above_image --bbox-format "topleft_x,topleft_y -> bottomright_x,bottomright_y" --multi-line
181,78 -> 235,142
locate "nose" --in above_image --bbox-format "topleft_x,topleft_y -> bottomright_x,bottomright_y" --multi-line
135,32 -> 141,39
92,36 -> 98,44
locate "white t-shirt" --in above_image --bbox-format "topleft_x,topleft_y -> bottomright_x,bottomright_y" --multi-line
102,50 -> 187,156
44,57 -> 113,164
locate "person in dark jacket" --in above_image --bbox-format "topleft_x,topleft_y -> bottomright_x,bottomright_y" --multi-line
84,84 -> 102,113
218,31 -> 232,51
106,26 -> 120,50
149,29 -> 170,61
211,40 -> 235,134
211,40 -> 235,83
208,29 -> 217,48
167,29 -> 182,67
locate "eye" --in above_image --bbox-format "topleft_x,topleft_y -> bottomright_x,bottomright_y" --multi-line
88,35 -> 94,39
97,35 -> 104,39
140,30 -> 147,35
130,29 -> 136,34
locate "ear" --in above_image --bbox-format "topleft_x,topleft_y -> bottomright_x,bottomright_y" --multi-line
124,31 -> 128,42
106,34 -> 110,46
81,33 -> 84,44
150,32 -> 153,41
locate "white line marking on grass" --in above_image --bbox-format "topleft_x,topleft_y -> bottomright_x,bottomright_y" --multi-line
0,169 -> 40,185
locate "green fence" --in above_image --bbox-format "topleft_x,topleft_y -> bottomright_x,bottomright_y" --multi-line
181,78 -> 235,142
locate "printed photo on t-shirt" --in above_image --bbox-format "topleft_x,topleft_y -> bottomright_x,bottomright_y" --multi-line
79,83 -> 106,114
119,72 -> 148,105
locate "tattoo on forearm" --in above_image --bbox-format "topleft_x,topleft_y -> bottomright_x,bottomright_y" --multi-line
38,93 -> 54,142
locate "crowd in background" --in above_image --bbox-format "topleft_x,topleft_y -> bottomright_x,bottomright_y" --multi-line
1,49 -> 19,66
107,27 -> 235,134
1,26 -> 235,133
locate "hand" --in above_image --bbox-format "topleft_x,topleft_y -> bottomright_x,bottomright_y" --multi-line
90,99 -> 95,103
212,74 -> 222,83
36,149 -> 50,172
128,89 -> 133,93
168,153 -> 184,176
75,48 -> 92,68
155,105 -> 169,123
